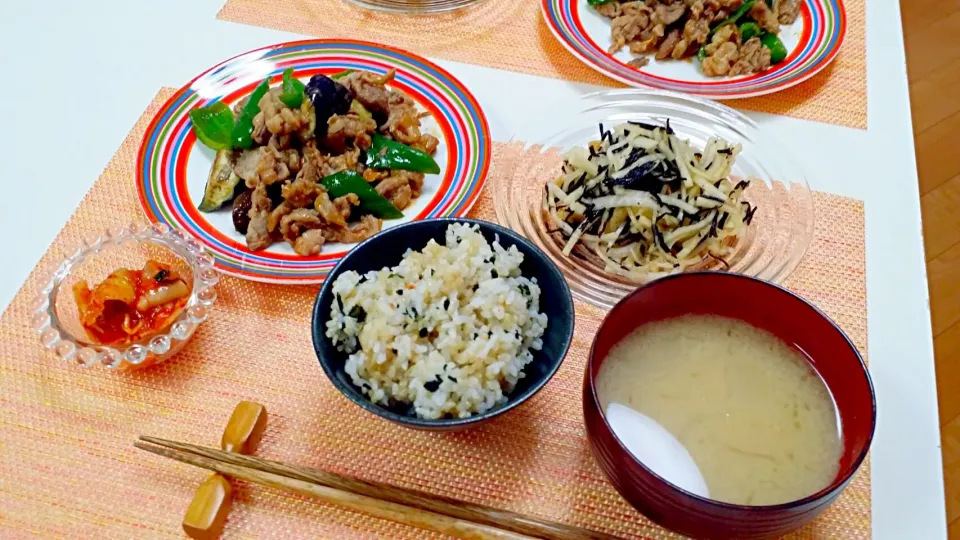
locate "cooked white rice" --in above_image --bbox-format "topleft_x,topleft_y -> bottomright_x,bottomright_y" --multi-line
325,223 -> 549,420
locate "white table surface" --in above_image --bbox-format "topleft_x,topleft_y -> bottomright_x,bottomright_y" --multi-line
0,0 -> 946,537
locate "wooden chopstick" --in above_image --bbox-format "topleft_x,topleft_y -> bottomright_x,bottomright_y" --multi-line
136,436 -> 617,540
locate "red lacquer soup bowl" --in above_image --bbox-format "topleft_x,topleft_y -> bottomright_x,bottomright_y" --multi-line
583,272 -> 875,540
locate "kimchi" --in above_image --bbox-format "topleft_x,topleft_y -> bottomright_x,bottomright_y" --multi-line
73,260 -> 190,345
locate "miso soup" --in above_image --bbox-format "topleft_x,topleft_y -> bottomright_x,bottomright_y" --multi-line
596,314 -> 842,506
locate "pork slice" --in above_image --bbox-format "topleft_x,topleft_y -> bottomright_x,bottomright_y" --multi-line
339,70 -> 394,115
245,184 -> 273,251
776,0 -> 800,24
325,113 -> 377,153
293,230 -> 325,256
656,29 -> 682,60
729,36 -> 772,75
314,191 -> 347,228
322,214 -> 382,244
653,2 -> 686,25
749,0 -> 779,33
234,147 -> 291,188
610,11 -> 652,52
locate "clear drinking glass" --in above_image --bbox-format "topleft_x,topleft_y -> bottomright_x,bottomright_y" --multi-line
493,89 -> 815,309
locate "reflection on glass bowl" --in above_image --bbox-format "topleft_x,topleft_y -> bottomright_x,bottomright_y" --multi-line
345,0 -> 484,14
31,223 -> 218,369
493,89 -> 814,309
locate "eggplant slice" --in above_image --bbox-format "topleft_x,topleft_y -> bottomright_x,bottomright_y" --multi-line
198,149 -> 243,212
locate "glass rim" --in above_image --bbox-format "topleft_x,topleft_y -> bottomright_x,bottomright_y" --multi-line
31,223 -> 219,369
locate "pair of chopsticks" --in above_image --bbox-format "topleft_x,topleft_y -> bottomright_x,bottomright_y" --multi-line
136,436 -> 618,540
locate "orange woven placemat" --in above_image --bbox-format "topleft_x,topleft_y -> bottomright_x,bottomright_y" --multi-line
217,0 -> 867,130
0,89 -> 870,538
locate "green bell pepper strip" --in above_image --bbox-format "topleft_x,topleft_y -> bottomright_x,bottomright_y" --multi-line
330,69 -> 355,80
365,134 -> 441,174
587,0 -> 616,5
230,77 -> 271,150
189,102 -> 235,151
709,0 -> 756,36
760,32 -> 788,64
321,170 -> 403,219
738,21 -> 762,41
279,67 -> 305,108
696,46 -> 707,62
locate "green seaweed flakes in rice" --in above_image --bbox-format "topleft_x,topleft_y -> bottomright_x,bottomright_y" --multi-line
325,223 -> 549,419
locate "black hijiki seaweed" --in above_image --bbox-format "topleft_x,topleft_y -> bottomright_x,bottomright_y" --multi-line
709,211 -> 720,237
614,229 -> 649,248
612,142 -> 632,154
717,148 -> 733,155
742,201 -> 758,225
599,123 -> 612,144
707,252 -> 731,269
611,160 -> 683,194
575,209 -> 604,237
653,213 -> 671,253
610,160 -> 656,190
584,181 -> 607,199
590,209 -> 609,236
628,120 -> 659,131
621,147 -> 648,169
733,179 -> 751,191
569,171 -> 587,193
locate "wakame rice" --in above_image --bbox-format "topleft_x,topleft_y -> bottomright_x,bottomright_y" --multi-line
325,223 -> 548,419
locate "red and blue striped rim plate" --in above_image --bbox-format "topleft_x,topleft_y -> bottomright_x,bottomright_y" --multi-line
541,0 -> 846,99
137,39 -> 491,284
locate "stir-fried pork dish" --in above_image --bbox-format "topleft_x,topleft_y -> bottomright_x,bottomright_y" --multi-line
189,68 -> 441,256
593,0 -> 800,76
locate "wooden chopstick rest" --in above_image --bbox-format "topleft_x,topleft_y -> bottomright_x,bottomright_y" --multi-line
182,401 -> 269,540
182,473 -> 233,540
221,401 -> 268,454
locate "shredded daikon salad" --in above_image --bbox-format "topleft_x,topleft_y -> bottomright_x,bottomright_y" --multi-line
543,121 -> 757,281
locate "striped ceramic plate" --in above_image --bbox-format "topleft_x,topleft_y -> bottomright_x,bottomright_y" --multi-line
541,0 -> 846,99
137,40 -> 491,284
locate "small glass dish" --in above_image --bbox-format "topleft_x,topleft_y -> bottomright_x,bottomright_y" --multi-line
493,89 -> 815,309
30,223 -> 219,369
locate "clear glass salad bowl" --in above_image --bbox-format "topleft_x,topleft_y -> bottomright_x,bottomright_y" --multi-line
493,89 -> 815,310
345,0 -> 482,13
31,223 -> 219,369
